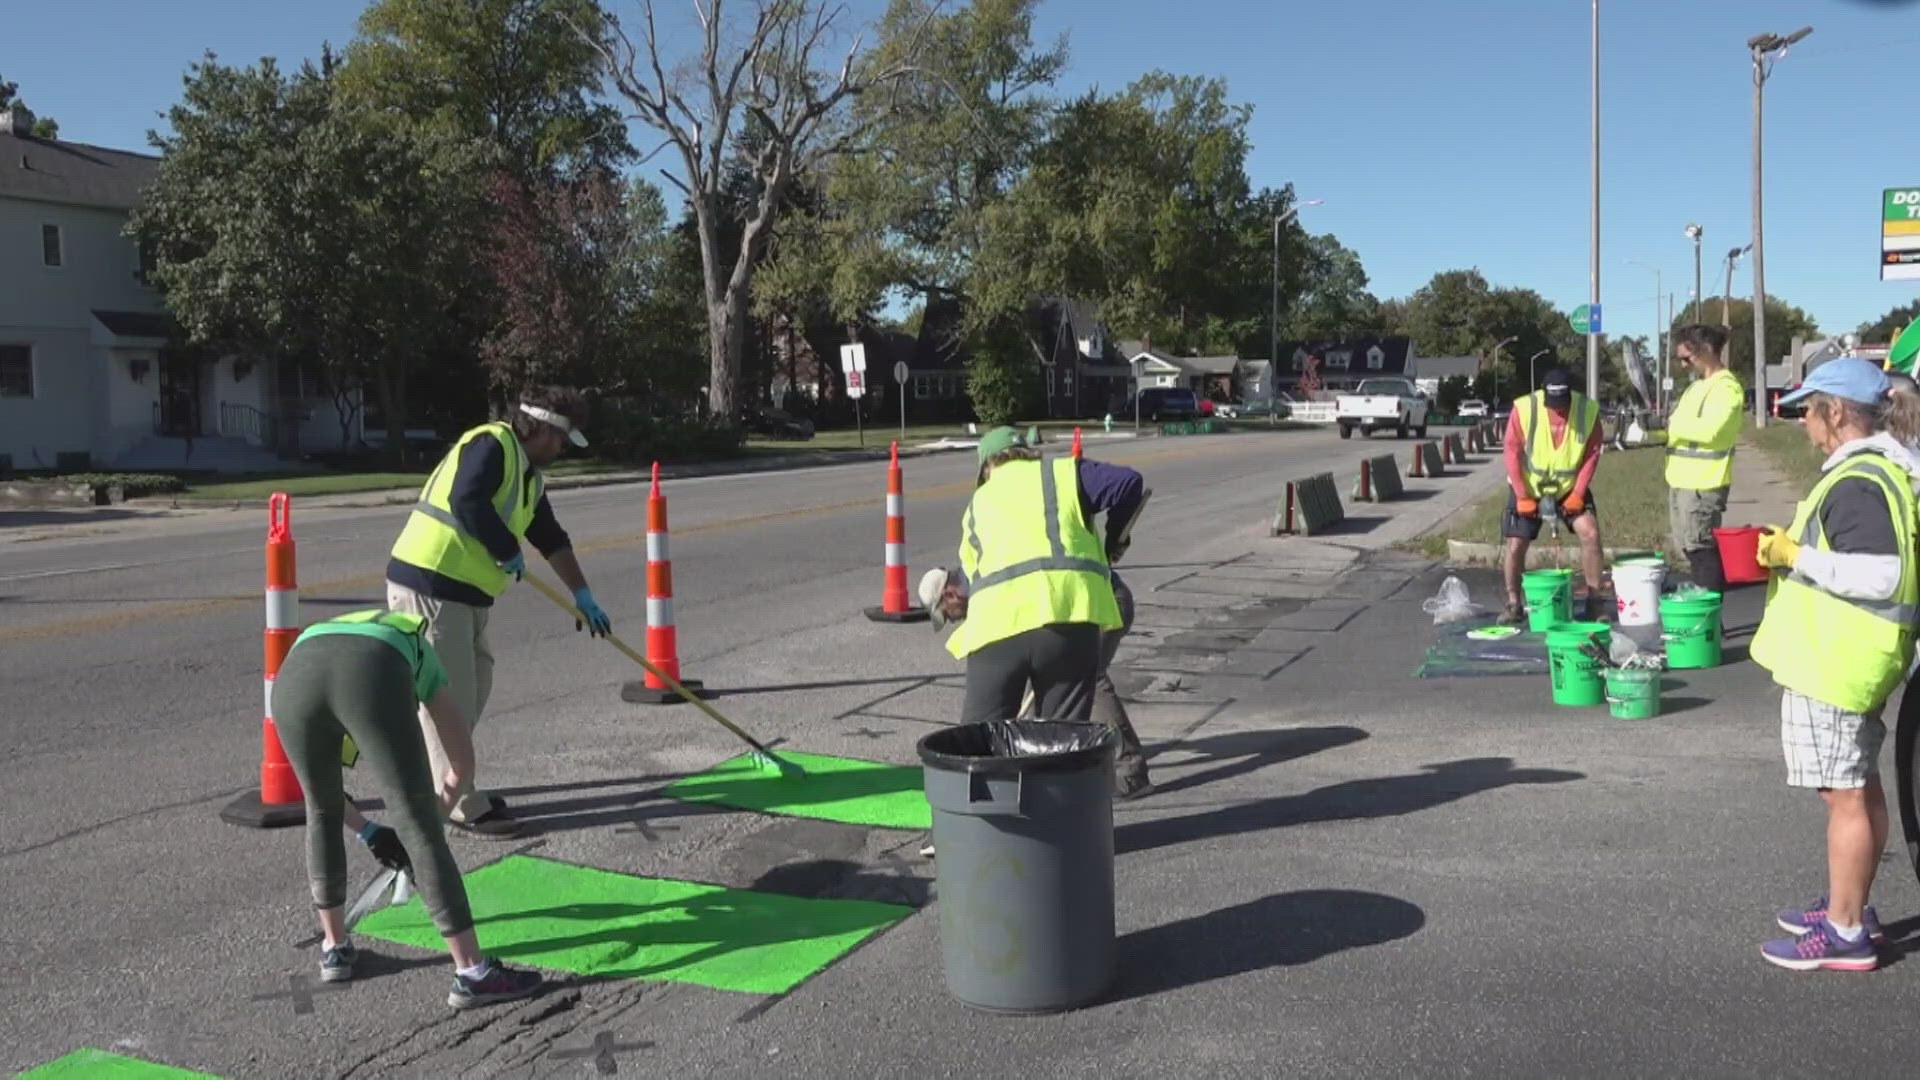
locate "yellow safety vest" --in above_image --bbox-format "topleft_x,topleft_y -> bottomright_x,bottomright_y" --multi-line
1513,391 -> 1598,498
1664,368 -> 1741,490
1751,452 -> 1920,714
389,422 -> 543,598
947,456 -> 1122,659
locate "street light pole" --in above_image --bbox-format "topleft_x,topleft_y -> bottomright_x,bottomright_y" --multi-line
1588,0 -> 1602,401
1492,335 -> 1518,404
1628,259 -> 1661,407
1748,25 -> 1812,428
1529,348 -> 1551,393
1685,224 -> 1703,325
1269,199 -> 1323,391
1722,244 -> 1750,326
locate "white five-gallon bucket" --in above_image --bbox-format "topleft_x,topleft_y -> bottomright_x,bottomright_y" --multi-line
1613,557 -> 1667,627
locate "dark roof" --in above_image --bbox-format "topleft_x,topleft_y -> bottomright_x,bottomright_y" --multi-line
1,131 -> 160,210
913,295 -> 969,372
1415,356 -> 1481,380
93,310 -> 176,339
1279,336 -> 1414,375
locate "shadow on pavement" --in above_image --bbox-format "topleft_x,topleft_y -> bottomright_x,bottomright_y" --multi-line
1146,726 -> 1369,797
1112,889 -> 1425,1000
1116,757 -> 1584,855
0,508 -> 145,528
704,674 -> 958,700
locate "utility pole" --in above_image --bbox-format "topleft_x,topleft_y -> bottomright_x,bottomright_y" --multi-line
1722,244 -> 1750,327
1588,0 -> 1602,400
1528,348 -> 1551,393
1685,224 -> 1703,326
1748,25 -> 1813,427
1492,335 -> 1518,404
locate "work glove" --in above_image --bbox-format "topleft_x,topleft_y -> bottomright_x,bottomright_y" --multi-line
1756,526 -> 1800,570
358,822 -> 411,872
1562,492 -> 1586,516
572,587 -> 612,637
498,552 -> 526,582
1515,497 -> 1540,518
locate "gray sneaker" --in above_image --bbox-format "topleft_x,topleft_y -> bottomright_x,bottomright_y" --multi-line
320,942 -> 357,983
448,960 -> 543,1009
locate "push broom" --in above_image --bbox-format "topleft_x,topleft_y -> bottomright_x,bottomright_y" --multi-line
524,572 -> 804,779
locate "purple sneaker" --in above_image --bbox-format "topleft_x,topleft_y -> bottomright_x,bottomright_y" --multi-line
1776,896 -> 1885,944
1760,917 -> 1879,972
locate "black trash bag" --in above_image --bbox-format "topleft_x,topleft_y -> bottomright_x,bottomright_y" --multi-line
919,720 -> 1116,775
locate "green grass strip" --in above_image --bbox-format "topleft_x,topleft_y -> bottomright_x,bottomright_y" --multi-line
356,855 -> 910,995
18,1049 -> 220,1078
663,751 -> 932,830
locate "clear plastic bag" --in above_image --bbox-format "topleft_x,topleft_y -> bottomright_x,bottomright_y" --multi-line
1421,574 -> 1481,625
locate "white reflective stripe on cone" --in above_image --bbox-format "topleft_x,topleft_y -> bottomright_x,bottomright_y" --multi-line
264,675 -> 275,719
646,532 -> 669,561
264,588 -> 300,630
886,494 -> 903,517
646,597 -> 674,625
885,542 -> 905,565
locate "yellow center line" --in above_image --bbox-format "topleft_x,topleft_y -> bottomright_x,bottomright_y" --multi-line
0,438 -> 1260,642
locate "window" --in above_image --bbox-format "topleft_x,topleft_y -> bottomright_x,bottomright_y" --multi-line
41,224 -> 62,267
913,375 -> 931,399
0,345 -> 32,397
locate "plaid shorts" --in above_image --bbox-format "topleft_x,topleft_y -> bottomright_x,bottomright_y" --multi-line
1780,690 -> 1885,789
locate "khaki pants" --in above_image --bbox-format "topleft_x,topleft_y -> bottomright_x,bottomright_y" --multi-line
1669,485 -> 1729,553
386,580 -> 495,823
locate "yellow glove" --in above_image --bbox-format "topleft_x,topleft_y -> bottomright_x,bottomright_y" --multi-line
1756,526 -> 1799,570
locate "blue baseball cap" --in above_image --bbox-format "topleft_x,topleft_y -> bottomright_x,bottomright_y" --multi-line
1778,356 -> 1889,407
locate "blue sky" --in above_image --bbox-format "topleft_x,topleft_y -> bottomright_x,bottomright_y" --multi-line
11,0 -> 1920,343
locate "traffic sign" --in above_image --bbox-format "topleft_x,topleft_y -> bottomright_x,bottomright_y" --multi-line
893,360 -> 909,385
1570,304 -> 1602,335
839,343 -> 868,373
1883,188 -> 1920,282
846,368 -> 866,399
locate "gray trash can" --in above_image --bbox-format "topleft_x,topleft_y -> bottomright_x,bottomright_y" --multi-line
917,720 -> 1118,1014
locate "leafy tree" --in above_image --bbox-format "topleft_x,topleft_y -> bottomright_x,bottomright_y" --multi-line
342,0 -> 631,177
0,74 -> 59,137
130,52 -> 492,463
1859,300 -> 1920,342
579,0 -> 930,421
1281,232 -> 1379,343
1670,294 -> 1818,384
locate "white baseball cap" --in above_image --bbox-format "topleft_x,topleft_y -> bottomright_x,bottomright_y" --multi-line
918,567 -> 952,631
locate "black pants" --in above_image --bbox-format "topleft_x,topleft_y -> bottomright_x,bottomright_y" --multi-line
961,622 -> 1103,724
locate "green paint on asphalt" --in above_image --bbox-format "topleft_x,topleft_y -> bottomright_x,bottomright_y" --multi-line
664,751 -> 932,830
18,1049 -> 221,1078
356,855 -> 911,995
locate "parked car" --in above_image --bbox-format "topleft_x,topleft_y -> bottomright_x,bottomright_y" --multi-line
1335,377 -> 1430,439
1129,387 -> 1202,421
739,405 -> 815,440
1458,399 -> 1489,418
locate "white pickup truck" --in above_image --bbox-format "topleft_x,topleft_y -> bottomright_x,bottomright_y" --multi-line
1335,378 -> 1430,439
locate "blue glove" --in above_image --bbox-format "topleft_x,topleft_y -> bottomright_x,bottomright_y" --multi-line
499,552 -> 526,581
572,587 -> 611,637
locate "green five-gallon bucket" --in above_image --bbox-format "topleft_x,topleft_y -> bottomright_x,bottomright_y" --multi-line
1604,667 -> 1660,719
1522,569 -> 1575,632
1545,621 -> 1611,706
1659,591 -> 1723,669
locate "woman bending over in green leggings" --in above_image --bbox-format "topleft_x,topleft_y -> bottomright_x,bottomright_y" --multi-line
273,609 -> 542,1009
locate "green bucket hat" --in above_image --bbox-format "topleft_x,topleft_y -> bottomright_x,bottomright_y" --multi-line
975,426 -> 1026,466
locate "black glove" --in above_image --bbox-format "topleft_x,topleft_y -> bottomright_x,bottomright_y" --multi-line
361,824 -> 412,871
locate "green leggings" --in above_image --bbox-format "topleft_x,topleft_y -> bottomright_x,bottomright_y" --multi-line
272,635 -> 473,936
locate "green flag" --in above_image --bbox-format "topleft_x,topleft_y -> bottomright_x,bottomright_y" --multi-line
1890,321 -> 1920,376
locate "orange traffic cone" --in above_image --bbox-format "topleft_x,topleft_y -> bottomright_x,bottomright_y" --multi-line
866,442 -> 929,623
221,492 -> 307,828
623,463 -> 707,704
1072,427 -> 1083,459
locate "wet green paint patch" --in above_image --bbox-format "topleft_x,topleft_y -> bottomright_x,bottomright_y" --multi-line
18,1049 -> 220,1078
663,751 -> 931,830
357,855 -> 910,995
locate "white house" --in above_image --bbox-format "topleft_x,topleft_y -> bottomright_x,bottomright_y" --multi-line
0,106 -> 353,472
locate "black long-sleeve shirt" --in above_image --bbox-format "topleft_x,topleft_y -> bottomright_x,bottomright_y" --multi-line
386,435 -> 571,607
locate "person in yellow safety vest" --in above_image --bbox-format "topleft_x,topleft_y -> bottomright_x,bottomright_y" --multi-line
1750,358 -> 1920,973
385,387 -> 612,840
1498,368 -> 1607,625
1640,324 -> 1745,590
940,427 -> 1127,724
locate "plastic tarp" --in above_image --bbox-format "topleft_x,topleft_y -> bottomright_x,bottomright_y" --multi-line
1415,620 -> 1553,678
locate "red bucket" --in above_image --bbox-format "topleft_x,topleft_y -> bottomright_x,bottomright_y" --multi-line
1713,526 -> 1767,585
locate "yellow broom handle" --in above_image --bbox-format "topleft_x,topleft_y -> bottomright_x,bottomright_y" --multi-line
522,572 -> 773,752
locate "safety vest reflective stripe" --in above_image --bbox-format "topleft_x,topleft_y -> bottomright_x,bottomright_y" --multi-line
1666,445 -> 1733,460
967,458 -> 1111,592
1785,459 -> 1920,626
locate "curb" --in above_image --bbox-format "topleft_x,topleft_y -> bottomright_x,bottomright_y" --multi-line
135,442 -> 973,512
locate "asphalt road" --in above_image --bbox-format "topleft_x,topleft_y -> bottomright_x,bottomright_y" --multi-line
27,427 -> 1906,1078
